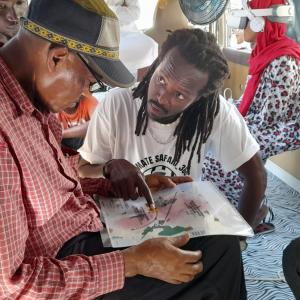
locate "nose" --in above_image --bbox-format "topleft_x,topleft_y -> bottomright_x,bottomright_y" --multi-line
6,7 -> 18,24
157,87 -> 169,106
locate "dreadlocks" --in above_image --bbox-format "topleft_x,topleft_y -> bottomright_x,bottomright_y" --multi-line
133,28 -> 229,174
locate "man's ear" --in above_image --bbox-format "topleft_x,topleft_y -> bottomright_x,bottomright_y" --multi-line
47,46 -> 69,72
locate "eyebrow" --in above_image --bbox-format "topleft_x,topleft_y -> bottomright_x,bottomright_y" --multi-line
160,71 -> 194,95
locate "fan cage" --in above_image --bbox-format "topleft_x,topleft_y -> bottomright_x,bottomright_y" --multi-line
179,0 -> 229,25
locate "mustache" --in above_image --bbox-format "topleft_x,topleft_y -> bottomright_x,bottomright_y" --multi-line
148,99 -> 168,114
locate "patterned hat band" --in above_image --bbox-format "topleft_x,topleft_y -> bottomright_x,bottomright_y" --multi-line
21,18 -> 119,60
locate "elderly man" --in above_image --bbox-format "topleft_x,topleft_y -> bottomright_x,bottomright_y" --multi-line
0,0 -> 246,299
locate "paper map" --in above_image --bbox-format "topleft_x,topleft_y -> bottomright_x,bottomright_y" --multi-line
99,181 -> 253,248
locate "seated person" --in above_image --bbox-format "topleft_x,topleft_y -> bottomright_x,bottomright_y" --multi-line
202,0 -> 300,233
78,28 -> 267,229
0,0 -> 28,46
230,29 -> 252,50
57,92 -> 98,150
105,0 -> 158,80
0,1 -> 246,299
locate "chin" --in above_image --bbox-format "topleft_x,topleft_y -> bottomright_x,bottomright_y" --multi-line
147,110 -> 161,122
48,106 -> 61,113
149,115 -> 161,122
48,102 -> 69,113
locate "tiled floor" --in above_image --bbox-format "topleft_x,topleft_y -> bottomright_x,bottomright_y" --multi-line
243,173 -> 300,300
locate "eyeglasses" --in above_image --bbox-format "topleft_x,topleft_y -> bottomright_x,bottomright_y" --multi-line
77,53 -> 108,94
89,81 -> 108,94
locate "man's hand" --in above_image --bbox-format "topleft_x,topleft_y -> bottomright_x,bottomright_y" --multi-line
122,234 -> 203,284
103,159 -> 152,202
145,174 -> 193,193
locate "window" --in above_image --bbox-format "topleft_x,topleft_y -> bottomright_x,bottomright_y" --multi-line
136,0 -> 157,30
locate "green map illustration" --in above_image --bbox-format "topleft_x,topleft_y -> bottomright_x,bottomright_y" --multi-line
99,181 -> 254,248
142,224 -> 193,238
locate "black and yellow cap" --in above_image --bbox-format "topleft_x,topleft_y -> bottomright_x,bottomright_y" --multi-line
23,0 -> 134,88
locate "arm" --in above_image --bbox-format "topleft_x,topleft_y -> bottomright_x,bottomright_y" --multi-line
244,56 -> 300,160
109,0 -> 140,27
206,97 -> 266,226
0,138 -> 124,299
236,152 -> 267,227
78,156 -> 104,178
79,157 -> 193,202
62,122 -> 89,139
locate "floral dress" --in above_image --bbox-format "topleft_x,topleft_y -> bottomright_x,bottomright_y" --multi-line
202,55 -> 300,207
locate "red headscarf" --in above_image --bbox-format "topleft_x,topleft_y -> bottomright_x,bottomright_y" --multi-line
238,0 -> 300,116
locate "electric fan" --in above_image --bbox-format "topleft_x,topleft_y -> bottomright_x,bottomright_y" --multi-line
179,0 -> 230,25
179,0 -> 299,43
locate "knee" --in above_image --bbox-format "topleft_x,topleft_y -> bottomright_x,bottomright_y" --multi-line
204,235 -> 241,258
184,235 -> 240,256
284,237 -> 300,255
206,236 -> 242,270
217,235 -> 241,254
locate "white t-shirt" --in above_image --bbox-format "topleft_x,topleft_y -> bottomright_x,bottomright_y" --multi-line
79,88 -> 259,179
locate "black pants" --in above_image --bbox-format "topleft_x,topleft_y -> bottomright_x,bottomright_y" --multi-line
57,232 -> 247,300
283,237 -> 300,299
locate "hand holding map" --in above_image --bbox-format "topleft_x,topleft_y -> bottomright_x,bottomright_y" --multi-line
99,181 -> 254,248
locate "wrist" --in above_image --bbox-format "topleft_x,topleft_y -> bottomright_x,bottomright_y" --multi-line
121,247 -> 139,277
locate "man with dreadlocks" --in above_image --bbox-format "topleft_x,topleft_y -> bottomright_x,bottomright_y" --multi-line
78,28 -> 266,229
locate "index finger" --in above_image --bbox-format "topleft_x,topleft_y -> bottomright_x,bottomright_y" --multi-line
137,172 -> 156,210
168,176 -> 193,185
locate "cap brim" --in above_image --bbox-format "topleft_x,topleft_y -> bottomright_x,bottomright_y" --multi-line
81,54 -> 135,88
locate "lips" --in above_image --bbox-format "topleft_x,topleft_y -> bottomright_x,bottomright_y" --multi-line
148,102 -> 164,117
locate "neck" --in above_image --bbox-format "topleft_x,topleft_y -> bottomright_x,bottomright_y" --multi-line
64,102 -> 79,114
0,37 -> 36,103
152,113 -> 181,125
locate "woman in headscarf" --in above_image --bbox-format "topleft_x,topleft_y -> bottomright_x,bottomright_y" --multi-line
203,0 -> 300,234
